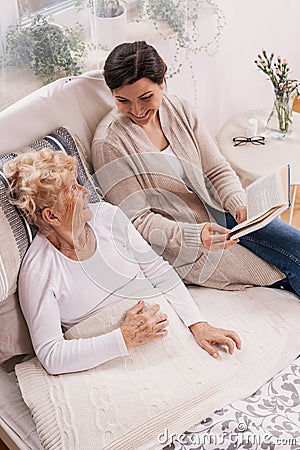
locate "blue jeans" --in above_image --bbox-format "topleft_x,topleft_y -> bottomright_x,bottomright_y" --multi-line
224,214 -> 300,297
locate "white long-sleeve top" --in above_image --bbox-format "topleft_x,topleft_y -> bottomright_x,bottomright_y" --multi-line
18,202 -> 203,375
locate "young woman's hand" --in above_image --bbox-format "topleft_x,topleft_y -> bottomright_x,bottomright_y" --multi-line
189,322 -> 241,358
236,206 -> 247,224
120,300 -> 169,349
201,223 -> 238,250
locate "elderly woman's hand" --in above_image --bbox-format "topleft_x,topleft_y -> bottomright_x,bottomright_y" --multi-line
189,322 -> 241,358
120,300 -> 169,349
201,223 -> 238,250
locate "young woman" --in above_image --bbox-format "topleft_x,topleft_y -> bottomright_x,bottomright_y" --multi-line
92,40 -> 300,296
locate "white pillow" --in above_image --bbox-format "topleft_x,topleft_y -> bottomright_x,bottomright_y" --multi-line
0,71 -> 114,163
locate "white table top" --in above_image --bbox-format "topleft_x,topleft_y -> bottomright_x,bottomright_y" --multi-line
216,109 -> 300,186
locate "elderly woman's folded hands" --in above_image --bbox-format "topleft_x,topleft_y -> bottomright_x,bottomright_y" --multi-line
121,300 -> 241,359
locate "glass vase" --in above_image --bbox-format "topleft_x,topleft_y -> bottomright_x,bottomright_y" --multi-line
265,92 -> 293,139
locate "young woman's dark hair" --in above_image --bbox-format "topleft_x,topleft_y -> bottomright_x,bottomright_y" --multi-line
103,41 -> 167,91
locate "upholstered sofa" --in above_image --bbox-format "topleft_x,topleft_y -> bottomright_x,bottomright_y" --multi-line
0,72 -> 299,450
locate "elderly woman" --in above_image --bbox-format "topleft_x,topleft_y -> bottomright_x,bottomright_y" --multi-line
3,148 -> 241,375
92,40 -> 300,296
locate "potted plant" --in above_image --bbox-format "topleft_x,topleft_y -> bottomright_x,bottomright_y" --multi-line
255,50 -> 300,139
4,14 -> 87,84
140,0 -> 225,77
75,0 -> 127,50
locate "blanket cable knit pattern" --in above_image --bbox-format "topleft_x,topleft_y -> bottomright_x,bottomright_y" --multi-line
16,287 -> 300,450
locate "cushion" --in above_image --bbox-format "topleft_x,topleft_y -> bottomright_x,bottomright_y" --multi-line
15,287 -> 300,450
0,165 -> 33,301
0,292 -> 33,366
0,71 -> 115,165
0,127 -> 100,364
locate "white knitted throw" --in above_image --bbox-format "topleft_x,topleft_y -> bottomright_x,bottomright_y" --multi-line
16,286 -> 300,450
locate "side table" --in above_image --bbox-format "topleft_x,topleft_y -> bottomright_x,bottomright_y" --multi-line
216,109 -> 300,225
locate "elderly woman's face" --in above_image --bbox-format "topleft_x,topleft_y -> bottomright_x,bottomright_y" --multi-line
63,176 -> 92,230
113,77 -> 164,126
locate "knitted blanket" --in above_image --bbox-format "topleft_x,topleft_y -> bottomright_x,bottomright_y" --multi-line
15,286 -> 300,450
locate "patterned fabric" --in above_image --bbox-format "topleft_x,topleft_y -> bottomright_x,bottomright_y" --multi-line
0,154 -> 34,363
29,127 -> 100,203
0,165 -> 33,302
163,357 -> 300,450
0,152 -> 18,170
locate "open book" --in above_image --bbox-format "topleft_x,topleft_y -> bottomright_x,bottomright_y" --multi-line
228,165 -> 290,240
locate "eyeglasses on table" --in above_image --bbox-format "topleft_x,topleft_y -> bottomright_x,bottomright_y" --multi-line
232,136 -> 265,147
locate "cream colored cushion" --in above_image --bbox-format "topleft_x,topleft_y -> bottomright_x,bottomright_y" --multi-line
0,70 -> 114,167
0,292 -> 33,365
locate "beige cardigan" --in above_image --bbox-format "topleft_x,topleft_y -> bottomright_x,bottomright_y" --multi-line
92,93 -> 283,289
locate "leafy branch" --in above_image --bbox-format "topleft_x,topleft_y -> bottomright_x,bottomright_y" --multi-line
4,14 -> 88,84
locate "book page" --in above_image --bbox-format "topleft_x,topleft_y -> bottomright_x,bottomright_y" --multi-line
228,165 -> 290,240
246,168 -> 286,219
229,205 -> 281,235
229,204 -> 288,240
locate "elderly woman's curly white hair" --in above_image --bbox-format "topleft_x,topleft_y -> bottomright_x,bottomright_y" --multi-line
3,148 -> 77,235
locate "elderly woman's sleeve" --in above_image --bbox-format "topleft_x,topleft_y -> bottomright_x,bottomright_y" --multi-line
92,139 -> 206,268
114,207 -> 204,327
18,270 -> 128,375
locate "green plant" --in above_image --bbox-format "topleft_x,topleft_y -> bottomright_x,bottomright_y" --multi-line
4,14 -> 87,84
140,0 -> 226,78
75,0 -> 124,18
143,0 -> 187,47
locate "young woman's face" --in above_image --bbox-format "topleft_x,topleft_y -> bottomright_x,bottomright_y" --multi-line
113,77 -> 164,126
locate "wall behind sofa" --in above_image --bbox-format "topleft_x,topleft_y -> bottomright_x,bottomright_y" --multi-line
158,0 -> 300,136
1,0 -> 299,137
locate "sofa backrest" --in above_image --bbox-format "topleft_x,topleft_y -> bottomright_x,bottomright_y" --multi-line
0,70 -> 115,166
